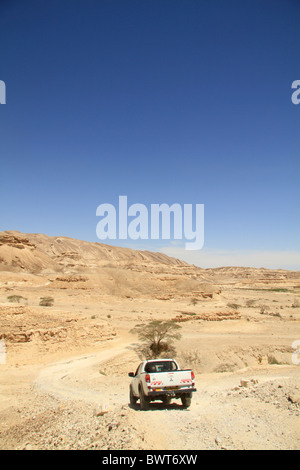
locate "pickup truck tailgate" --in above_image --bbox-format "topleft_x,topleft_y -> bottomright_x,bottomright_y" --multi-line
149,370 -> 193,389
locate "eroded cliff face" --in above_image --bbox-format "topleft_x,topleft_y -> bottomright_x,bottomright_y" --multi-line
0,304 -> 116,355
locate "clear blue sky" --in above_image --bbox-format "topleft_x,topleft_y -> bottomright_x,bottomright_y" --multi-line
0,0 -> 299,269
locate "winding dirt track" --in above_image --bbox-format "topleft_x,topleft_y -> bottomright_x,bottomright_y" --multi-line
33,337 -> 300,450
35,340 -> 130,404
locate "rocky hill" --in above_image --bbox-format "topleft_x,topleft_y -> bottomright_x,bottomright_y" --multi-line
0,231 -> 189,273
0,230 -> 219,300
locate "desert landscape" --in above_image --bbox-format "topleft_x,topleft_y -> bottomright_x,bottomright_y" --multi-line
0,230 -> 299,450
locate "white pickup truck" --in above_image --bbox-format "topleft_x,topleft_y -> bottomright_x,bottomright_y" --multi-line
128,358 -> 196,410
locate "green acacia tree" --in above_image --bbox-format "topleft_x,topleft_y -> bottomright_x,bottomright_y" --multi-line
130,320 -> 182,360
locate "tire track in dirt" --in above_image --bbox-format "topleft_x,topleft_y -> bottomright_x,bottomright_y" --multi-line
34,340 -> 130,405
33,339 -> 300,450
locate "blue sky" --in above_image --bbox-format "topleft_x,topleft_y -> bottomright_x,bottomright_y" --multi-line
0,0 -> 299,269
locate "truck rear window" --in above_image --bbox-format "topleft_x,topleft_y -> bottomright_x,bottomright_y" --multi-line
144,361 -> 178,373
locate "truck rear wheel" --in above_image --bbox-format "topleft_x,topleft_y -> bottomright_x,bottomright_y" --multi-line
181,396 -> 192,408
139,387 -> 150,411
130,386 -> 138,406
162,396 -> 172,405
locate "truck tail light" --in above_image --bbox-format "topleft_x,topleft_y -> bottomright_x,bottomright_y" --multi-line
191,371 -> 195,384
145,374 -> 150,383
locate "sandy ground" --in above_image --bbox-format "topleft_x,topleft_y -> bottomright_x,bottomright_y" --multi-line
0,231 -> 300,450
32,337 -> 300,451
1,291 -> 300,450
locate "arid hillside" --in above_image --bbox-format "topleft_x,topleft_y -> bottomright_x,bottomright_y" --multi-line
0,230 -> 221,300
0,230 -> 300,450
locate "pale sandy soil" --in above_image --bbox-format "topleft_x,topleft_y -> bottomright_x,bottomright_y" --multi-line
0,231 -> 299,450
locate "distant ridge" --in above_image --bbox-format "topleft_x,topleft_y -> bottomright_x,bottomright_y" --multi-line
0,231 -> 298,301
0,230 -> 189,274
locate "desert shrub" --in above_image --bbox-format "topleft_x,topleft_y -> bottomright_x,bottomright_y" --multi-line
268,355 -> 280,365
39,296 -> 54,307
260,305 -> 269,315
7,295 -> 24,303
227,303 -> 240,310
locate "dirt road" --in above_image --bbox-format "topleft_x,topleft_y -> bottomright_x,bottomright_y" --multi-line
26,338 -> 300,450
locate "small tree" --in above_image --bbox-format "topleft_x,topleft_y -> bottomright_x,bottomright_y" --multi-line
130,320 -> 182,360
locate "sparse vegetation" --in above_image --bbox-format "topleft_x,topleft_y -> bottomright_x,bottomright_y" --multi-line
39,296 -> 54,307
7,295 -> 25,303
227,302 -> 240,310
1,230 -> 300,450
239,288 -> 293,293
130,320 -> 182,360
260,305 -> 269,315
268,355 -> 280,365
268,288 -> 290,292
